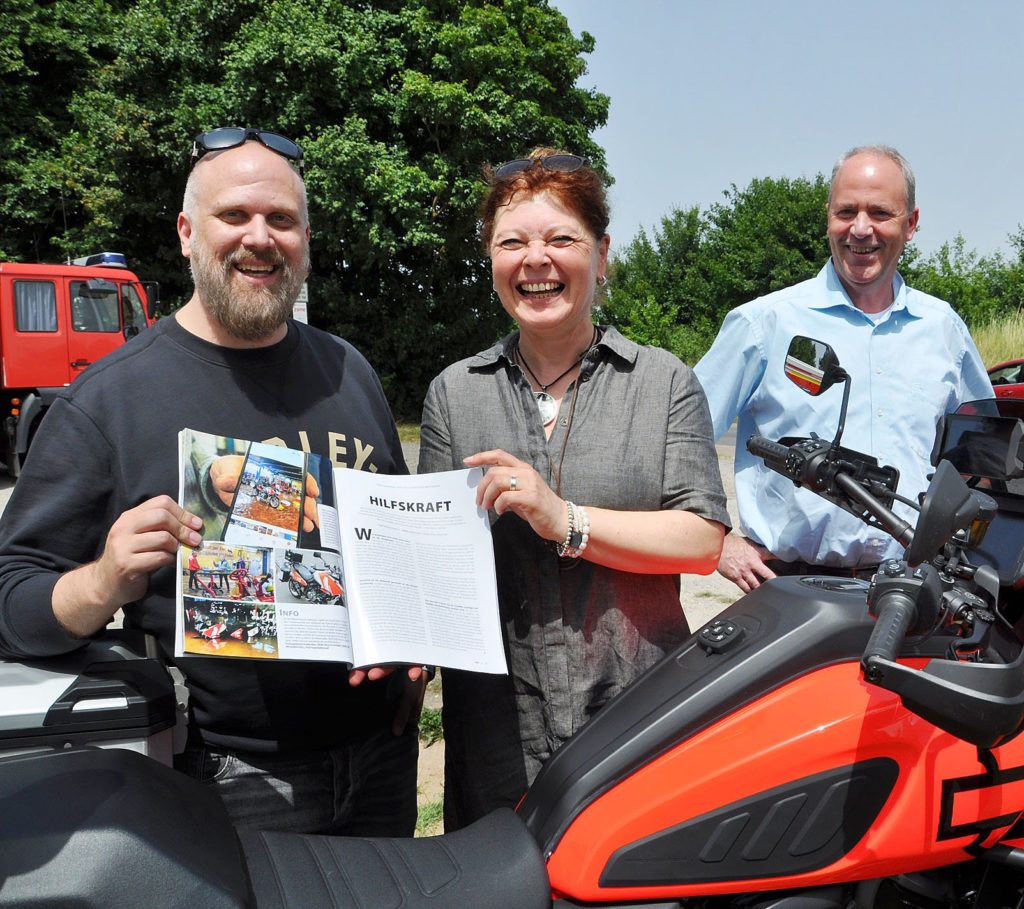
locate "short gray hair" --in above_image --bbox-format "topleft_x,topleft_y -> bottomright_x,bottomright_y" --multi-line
830,145 -> 916,212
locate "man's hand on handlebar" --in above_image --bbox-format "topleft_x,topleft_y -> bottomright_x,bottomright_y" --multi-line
718,534 -> 778,593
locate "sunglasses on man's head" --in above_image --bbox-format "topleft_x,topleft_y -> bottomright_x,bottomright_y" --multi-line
189,127 -> 305,175
492,154 -> 588,179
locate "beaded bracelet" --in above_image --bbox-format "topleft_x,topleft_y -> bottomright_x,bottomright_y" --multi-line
570,504 -> 590,558
556,502 -> 591,559
556,501 -> 576,557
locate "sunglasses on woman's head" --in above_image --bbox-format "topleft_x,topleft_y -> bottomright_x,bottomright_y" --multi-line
492,154 -> 588,179
189,127 -> 305,175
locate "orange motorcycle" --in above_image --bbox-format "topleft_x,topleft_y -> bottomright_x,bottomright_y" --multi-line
3,336 -> 1024,909
283,549 -> 344,605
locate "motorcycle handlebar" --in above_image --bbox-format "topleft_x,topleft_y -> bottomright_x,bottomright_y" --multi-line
746,435 -> 793,470
861,589 -> 916,680
746,434 -> 913,546
746,434 -> 829,489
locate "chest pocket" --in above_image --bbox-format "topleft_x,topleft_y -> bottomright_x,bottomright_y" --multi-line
904,375 -> 953,461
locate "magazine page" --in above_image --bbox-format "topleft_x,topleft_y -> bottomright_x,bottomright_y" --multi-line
174,428 -> 354,663
334,466 -> 507,674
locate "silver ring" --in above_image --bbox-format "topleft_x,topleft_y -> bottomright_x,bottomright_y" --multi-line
509,475 -> 518,491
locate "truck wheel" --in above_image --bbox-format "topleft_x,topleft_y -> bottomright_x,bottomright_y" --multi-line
4,449 -> 20,479
5,414 -> 41,478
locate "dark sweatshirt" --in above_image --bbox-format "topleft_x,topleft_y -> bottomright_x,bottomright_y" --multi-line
0,316 -> 407,751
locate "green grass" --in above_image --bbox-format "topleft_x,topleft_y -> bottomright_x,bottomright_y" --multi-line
397,423 -> 421,443
419,705 -> 443,746
416,799 -> 444,836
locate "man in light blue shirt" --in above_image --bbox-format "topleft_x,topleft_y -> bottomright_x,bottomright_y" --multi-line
694,145 -> 992,592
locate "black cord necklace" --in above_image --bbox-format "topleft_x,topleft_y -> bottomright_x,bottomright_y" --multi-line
516,326 -> 598,426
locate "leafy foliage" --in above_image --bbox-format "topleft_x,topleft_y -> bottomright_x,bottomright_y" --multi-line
1,0 -> 609,416
0,0 -> 122,261
418,705 -> 443,746
602,175 -> 829,364
598,206 -> 704,362
902,231 -> 1024,328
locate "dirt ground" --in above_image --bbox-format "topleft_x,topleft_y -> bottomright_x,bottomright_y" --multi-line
413,438 -> 742,836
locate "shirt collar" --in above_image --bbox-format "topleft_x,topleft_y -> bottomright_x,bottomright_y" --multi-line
468,324 -> 640,371
814,260 -> 920,319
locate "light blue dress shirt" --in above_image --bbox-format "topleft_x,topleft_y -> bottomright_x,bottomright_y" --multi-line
694,261 -> 993,567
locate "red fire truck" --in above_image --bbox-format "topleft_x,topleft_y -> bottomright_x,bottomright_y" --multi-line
0,252 -> 157,476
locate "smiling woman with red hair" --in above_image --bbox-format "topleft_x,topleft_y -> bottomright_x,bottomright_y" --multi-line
419,148 -> 729,830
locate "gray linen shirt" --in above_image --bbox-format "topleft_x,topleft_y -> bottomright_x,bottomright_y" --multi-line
419,325 -> 729,827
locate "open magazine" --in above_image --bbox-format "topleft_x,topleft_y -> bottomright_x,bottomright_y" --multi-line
174,428 -> 506,674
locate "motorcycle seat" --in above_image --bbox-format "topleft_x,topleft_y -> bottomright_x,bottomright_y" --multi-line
238,807 -> 550,909
0,747 -> 551,909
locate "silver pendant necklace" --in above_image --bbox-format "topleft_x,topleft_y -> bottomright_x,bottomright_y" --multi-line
516,327 -> 598,426
534,390 -> 559,426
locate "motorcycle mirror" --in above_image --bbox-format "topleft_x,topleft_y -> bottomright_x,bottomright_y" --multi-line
905,460 -> 990,566
784,336 -> 852,450
784,337 -> 843,397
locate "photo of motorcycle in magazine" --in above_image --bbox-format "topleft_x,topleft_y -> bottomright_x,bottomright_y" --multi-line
181,542 -> 345,659
278,548 -> 346,606
175,428 -> 506,672
222,441 -> 306,546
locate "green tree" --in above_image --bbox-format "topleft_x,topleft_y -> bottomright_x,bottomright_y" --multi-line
599,206 -> 705,362
900,233 -> 1023,328
605,175 -> 829,364
3,0 -> 609,417
0,0 -> 122,261
695,175 -> 830,317
1003,227 -> 1024,313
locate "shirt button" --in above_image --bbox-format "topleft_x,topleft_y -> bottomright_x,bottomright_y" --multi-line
877,409 -> 884,417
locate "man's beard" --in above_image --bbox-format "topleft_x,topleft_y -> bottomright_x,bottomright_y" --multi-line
189,235 -> 309,342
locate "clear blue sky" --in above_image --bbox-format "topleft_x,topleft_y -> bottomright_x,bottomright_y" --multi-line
552,0 -> 1022,260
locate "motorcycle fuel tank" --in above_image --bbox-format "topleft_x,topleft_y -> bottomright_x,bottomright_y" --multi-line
524,577 -> 1024,903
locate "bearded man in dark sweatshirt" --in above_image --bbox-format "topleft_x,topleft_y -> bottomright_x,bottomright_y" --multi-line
0,129 -> 421,836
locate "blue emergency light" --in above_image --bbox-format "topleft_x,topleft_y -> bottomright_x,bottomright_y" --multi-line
72,252 -> 129,269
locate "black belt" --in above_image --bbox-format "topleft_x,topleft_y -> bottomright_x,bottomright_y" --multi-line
764,559 -> 879,581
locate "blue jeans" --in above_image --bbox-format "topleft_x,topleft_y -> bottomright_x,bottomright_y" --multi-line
174,724 -> 418,836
